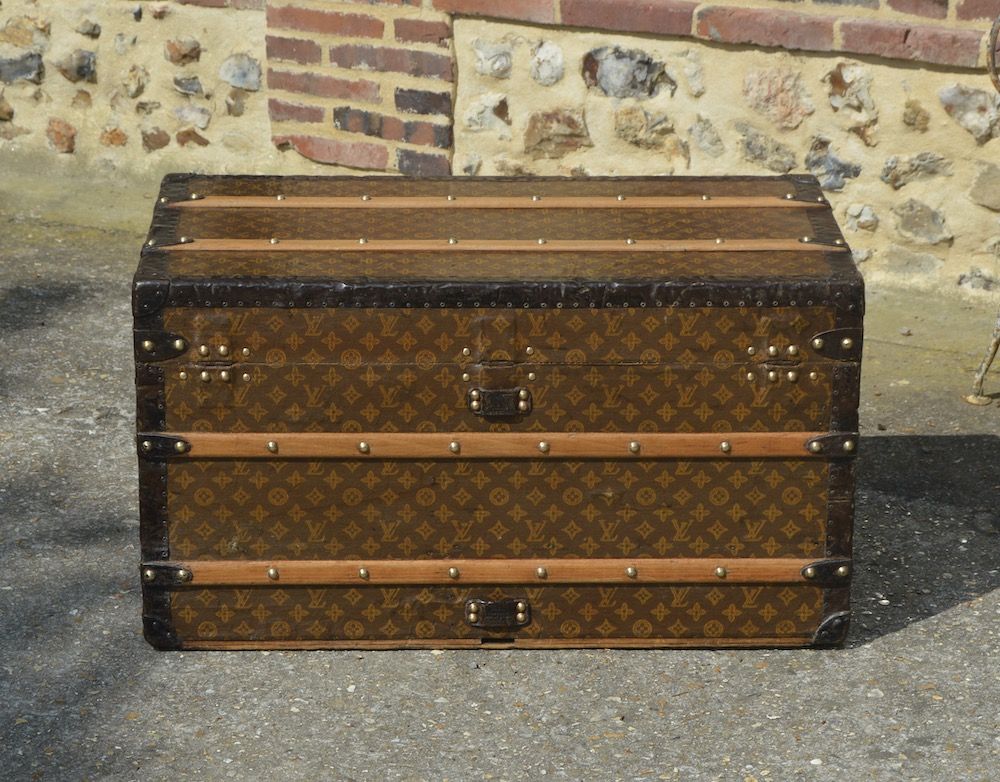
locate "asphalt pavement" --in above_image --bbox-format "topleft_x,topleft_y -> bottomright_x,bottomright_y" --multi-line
0,211 -> 998,781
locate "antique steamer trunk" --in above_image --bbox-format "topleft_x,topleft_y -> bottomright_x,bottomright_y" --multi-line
135,174 -> 863,650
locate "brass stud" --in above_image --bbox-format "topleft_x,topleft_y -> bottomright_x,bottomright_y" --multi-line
537,238 -> 546,245
198,345 -> 210,357
276,194 -> 286,201
801,236 -> 812,244
470,401 -> 481,412
515,612 -> 527,623
767,370 -> 779,383
836,565 -> 850,578
843,439 -> 856,453
767,345 -> 779,357
746,372 -> 755,382
361,194 -> 372,201
536,566 -> 548,579
449,441 -> 461,454
447,195 -> 457,201
625,238 -> 636,245
141,440 -> 153,452
174,440 -> 188,454
834,238 -> 845,246
715,566 -> 727,579
616,194 -> 626,201
358,567 -> 370,580
177,568 -> 192,582
189,193 -> 200,200
720,441 -> 732,454
785,193 -> 795,200
178,236 -> 193,244
516,601 -> 527,612
142,568 -> 156,582
462,347 -> 472,357
159,196 -> 169,204
173,338 -> 187,352
266,566 -> 279,581
808,441 -> 823,454
200,369 -> 211,380
841,337 -> 855,350
469,389 -> 481,401
747,346 -> 756,356
628,441 -> 641,454
531,195 -> 541,202
141,339 -> 155,352
527,372 -> 537,381
448,566 -> 460,580
219,370 -> 231,383
702,194 -> 712,201
468,610 -> 479,621
787,371 -> 799,383
715,238 -> 725,245
242,373 -> 251,382
538,441 -> 550,454
358,441 -> 371,454
525,346 -> 535,356
266,441 -> 278,453
787,345 -> 799,357
242,347 -> 251,358
518,400 -> 529,412
146,240 -> 156,247
804,566 -> 817,579
461,373 -> 471,382
358,238 -> 368,245
811,337 -> 825,351
448,237 -> 458,245
625,566 -> 638,579
518,389 -> 529,400
269,238 -> 280,245
817,196 -> 826,203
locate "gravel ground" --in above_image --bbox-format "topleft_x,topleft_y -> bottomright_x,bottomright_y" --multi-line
1,213 -> 998,782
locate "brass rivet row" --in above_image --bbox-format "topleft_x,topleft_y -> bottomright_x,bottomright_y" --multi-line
358,441 -> 371,454
449,441 -> 461,454
141,339 -> 155,352
720,441 -> 732,454
537,238 -> 546,245
804,566 -> 817,579
801,236 -> 812,244
448,237 -> 458,245
809,371 -> 819,381
242,373 -> 252,382
787,345 -> 799,357
525,346 -> 535,356
843,439 -> 856,453
625,238 -> 636,245
266,441 -> 278,454
746,372 -> 755,382
537,441 -> 550,454
173,338 -> 187,352
219,370 -> 231,383
174,441 -> 188,454
531,195 -> 542,202
462,347 -> 472,357
142,567 -> 156,582
198,345 -> 211,357
266,566 -> 279,581
527,372 -> 537,381
715,238 -> 725,245
276,194 -> 286,201
461,373 -> 471,382
358,238 -> 368,245
836,565 -> 850,578
469,389 -> 481,401
177,568 -> 192,582
702,194 -> 712,201
625,566 -> 638,579
447,195 -> 456,201
218,344 -> 229,357
628,441 -> 641,454
515,611 -> 527,623
746,346 -> 756,357
809,441 -> 823,454
767,345 -> 779,357
811,337 -> 825,350
787,371 -> 799,383
141,440 -> 153,452
536,566 -> 548,579
361,194 -> 372,201
617,194 -> 626,201
178,236 -> 193,244
785,193 -> 795,200
767,370 -> 779,383
715,566 -> 728,579
841,337 -> 854,350
358,567 -> 370,580
448,566 -> 460,580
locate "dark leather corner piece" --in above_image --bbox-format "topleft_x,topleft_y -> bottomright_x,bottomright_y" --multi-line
812,611 -> 850,647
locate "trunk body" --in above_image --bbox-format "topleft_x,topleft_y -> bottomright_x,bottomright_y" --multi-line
135,175 -> 862,649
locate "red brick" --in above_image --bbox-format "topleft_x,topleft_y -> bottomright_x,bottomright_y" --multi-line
957,0 -> 1000,20
266,35 -> 322,64
273,134 -> 390,170
333,106 -> 452,148
267,68 -> 380,102
394,18 -> 452,47
431,0 -> 555,24
887,0 -> 947,18
395,87 -> 452,117
695,7 -> 835,52
266,5 -> 384,39
329,44 -> 453,81
840,19 -> 983,68
396,148 -> 450,176
268,97 -> 325,123
562,0 -> 696,37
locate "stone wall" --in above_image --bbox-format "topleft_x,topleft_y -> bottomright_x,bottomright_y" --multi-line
451,18 -> 1000,294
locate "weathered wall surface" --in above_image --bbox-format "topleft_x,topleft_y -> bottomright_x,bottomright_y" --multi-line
451,18 -> 1000,295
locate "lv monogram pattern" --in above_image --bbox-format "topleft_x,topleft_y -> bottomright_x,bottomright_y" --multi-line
167,459 -> 829,561
170,584 -> 826,642
161,307 -> 836,434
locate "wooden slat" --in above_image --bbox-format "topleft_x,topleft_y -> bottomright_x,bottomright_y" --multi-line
175,557 -> 819,586
161,238 -> 845,254
170,431 -> 826,459
169,194 -> 827,210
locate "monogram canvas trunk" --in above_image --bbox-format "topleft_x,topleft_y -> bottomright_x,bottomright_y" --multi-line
134,174 -> 863,650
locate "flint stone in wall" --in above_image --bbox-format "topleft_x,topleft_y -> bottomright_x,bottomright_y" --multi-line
742,68 -> 814,130
100,127 -> 127,147
142,127 -> 170,152
734,122 -> 796,173
883,244 -> 943,275
681,51 -> 705,98
615,105 -> 675,150
583,47 -> 675,99
0,92 -> 13,121
969,163 -> 1000,211
226,89 -> 246,117
473,39 -> 513,79
893,199 -> 953,246
124,65 -> 148,99
903,99 -> 930,132
219,53 -> 261,92
880,152 -> 953,190
530,41 -> 563,87
46,117 -> 76,153
464,92 -> 511,138
76,20 -> 101,39
824,62 -> 877,145
805,136 -> 861,191
0,16 -> 51,50
55,49 -> 96,84
0,52 -> 44,84
174,104 -> 211,130
689,115 -> 724,158
939,85 -> 1000,145
524,109 -> 592,159
458,152 -> 482,176
71,90 -> 91,109
846,204 -> 878,232
173,75 -> 203,96
958,267 -> 998,291
165,37 -> 201,65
